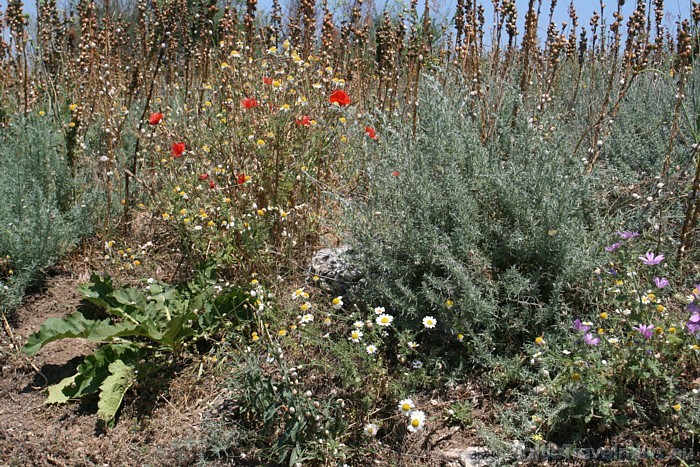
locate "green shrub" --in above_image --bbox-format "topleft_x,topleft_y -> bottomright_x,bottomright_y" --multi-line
0,112 -> 101,313
342,75 -> 606,359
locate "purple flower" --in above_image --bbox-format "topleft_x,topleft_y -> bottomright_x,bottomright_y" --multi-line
583,333 -> 600,346
638,251 -> 665,266
617,231 -> 640,240
573,319 -> 591,333
653,277 -> 669,289
687,313 -> 700,336
634,324 -> 655,340
605,242 -> 622,252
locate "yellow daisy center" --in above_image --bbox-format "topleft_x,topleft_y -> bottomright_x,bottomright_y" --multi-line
411,419 -> 420,427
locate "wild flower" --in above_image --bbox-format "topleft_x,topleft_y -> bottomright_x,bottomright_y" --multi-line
422,316 -> 437,329
349,330 -> 363,342
617,231 -> 640,240
412,360 -> 423,369
366,344 -> 378,354
242,97 -> 259,109
398,398 -> 415,415
292,288 -> 309,300
686,313 -> 700,336
376,313 -> 393,326
634,324 -> 655,340
332,296 -> 344,309
363,423 -> 379,436
295,115 -> 311,126
407,341 -> 419,349
573,319 -> 591,333
365,126 -> 378,140
653,277 -> 669,288
638,252 -> 665,265
583,333 -> 600,346
300,314 -> 314,325
329,89 -> 351,106
605,242 -> 622,252
171,142 -> 185,157
373,306 -> 386,314
407,410 -> 426,432
148,112 -> 164,125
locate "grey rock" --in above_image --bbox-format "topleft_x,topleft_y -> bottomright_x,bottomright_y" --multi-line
440,447 -> 494,467
308,246 -> 362,295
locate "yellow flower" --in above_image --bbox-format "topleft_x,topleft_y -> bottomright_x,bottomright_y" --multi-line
457,334 -> 464,342
278,329 -> 287,337
535,336 -> 545,345
656,304 -> 666,313
133,260 -> 141,266
572,373 -> 581,382
669,327 -> 676,334
445,299 -> 454,309
162,213 -> 170,220
38,110 -> 45,116
256,139 -> 266,147
69,103 -> 78,111
599,312 -> 608,319
673,403 -> 682,412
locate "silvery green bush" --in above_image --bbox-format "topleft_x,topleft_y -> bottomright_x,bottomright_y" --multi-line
343,76 -> 607,358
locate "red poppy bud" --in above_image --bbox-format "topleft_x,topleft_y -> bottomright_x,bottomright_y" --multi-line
365,126 -> 378,140
295,115 -> 311,126
149,112 -> 164,125
209,181 -> 216,189
329,90 -> 351,106
171,142 -> 185,157
242,98 -> 259,109
199,173 -> 209,181
237,174 -> 246,185
263,77 -> 273,85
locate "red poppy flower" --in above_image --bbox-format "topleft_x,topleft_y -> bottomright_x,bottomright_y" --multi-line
263,77 -> 273,85
209,181 -> 216,189
171,142 -> 186,157
392,171 -> 400,177
295,115 -> 311,126
149,112 -> 164,125
242,97 -> 259,109
236,173 -> 246,185
199,173 -> 209,181
365,126 -> 378,140
329,89 -> 351,106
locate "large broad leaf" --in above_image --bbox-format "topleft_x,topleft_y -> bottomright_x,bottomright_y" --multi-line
98,359 -> 136,427
46,374 -> 77,404
23,312 -> 110,356
79,273 -> 117,309
45,344 -> 140,404
22,312 -> 141,356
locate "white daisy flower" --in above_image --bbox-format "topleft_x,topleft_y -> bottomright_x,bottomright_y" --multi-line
353,320 -> 364,329
363,422 -> 379,437
349,329 -> 363,343
422,316 -> 437,329
376,313 -> 394,327
366,344 -> 378,354
407,410 -> 426,432
374,306 -> 386,315
398,398 -> 415,415
292,288 -> 309,300
300,314 -> 314,325
332,296 -> 344,309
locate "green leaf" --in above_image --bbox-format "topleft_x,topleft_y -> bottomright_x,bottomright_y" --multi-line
97,359 -> 136,427
22,312 -> 108,356
46,374 -> 77,404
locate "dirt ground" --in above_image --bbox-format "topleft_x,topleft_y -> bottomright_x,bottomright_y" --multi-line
0,267 -> 220,466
